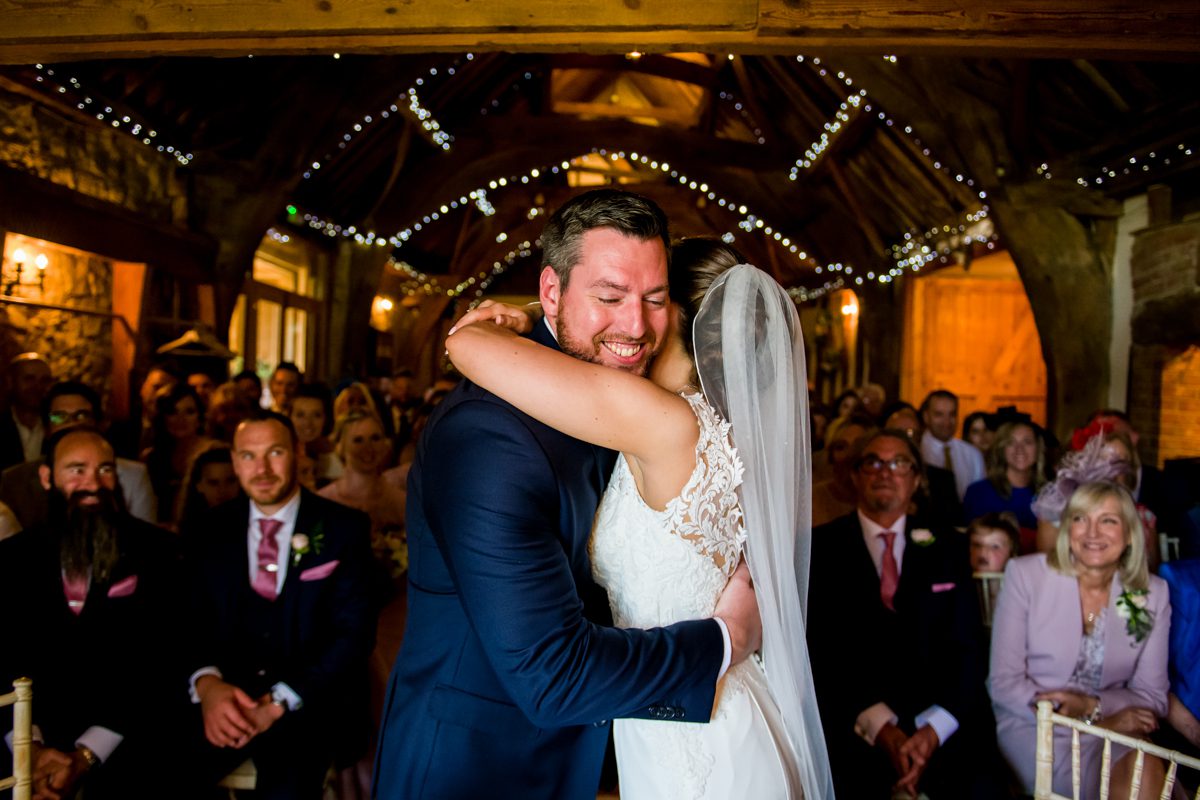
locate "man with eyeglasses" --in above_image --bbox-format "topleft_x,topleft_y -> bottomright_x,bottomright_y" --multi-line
807,430 -> 1001,799
0,381 -> 156,529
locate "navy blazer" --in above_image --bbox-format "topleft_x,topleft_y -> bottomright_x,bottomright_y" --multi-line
807,512 -> 990,796
0,517 -> 186,753
373,323 -> 724,800
186,489 -> 374,729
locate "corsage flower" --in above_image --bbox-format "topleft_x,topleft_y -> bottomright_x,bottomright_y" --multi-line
1115,587 -> 1153,643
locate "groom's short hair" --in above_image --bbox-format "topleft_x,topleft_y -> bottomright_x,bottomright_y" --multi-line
541,189 -> 670,291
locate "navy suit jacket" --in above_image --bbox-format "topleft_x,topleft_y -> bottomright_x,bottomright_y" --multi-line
373,323 -> 724,800
807,512 -> 989,796
186,490 -> 375,754
0,517 -> 185,755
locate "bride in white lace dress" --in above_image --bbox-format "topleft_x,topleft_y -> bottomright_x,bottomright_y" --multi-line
446,240 -> 834,799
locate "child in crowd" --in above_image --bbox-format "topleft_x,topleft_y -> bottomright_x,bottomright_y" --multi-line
968,511 -> 1020,574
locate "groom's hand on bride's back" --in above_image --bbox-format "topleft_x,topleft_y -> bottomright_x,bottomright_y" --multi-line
714,559 -> 762,664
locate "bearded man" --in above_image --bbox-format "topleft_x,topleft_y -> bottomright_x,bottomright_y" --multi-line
373,189 -> 760,800
0,427 -> 184,799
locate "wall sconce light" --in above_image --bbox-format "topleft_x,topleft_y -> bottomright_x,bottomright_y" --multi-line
840,296 -> 859,317
2,247 -> 48,297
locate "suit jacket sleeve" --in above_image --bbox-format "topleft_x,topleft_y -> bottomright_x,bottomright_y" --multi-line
424,400 -> 722,728
989,556 -> 1042,722
277,503 -> 375,709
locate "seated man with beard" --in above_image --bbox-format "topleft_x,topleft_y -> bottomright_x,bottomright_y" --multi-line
0,427 -> 185,799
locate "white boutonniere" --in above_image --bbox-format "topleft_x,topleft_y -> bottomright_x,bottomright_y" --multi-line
1115,588 -> 1153,643
291,525 -> 325,567
910,529 -> 936,546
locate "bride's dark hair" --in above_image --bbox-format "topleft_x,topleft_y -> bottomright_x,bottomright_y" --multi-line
669,238 -> 746,359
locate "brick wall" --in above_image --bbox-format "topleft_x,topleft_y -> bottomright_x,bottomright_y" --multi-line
1131,220 -> 1200,305
1159,345 -> 1200,466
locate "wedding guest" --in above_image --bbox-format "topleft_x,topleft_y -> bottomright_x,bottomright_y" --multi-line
1158,559 -> 1200,759
110,362 -> 178,458
965,420 -> 1045,550
0,352 -> 53,469
175,444 -> 241,536
291,383 -> 341,486
187,371 -> 218,410
0,380 -> 156,527
1035,427 -> 1160,570
963,411 -> 995,454
968,512 -> 1020,575
182,412 -> 374,799
267,362 -> 302,414
990,481 -> 1171,798
333,381 -> 382,424
808,430 -> 998,798
857,383 -> 887,420
232,369 -> 263,409
0,428 -> 186,798
142,384 -> 213,523
920,389 -> 986,501
809,402 -> 833,453
319,411 -> 404,555
882,401 -> 963,529
811,413 -> 875,526
204,381 -> 253,442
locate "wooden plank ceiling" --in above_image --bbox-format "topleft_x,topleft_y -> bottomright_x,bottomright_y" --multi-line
0,3 -> 1198,301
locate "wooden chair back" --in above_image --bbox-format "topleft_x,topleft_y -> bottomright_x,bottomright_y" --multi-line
0,678 -> 32,800
1034,700 -> 1200,799
973,570 -> 1005,626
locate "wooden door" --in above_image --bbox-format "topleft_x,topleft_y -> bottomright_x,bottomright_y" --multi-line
900,251 -> 1047,424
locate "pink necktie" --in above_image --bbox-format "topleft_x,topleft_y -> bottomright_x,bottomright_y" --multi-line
253,518 -> 283,601
879,531 -> 899,611
63,573 -> 88,616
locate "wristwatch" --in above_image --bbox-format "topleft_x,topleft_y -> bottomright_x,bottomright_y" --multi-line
1082,697 -> 1103,725
269,686 -> 290,713
76,745 -> 100,769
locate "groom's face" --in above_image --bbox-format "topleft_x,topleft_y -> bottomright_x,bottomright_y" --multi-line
541,227 -> 669,377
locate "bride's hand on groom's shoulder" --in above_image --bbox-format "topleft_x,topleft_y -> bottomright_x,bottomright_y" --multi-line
714,559 -> 762,665
449,300 -> 541,336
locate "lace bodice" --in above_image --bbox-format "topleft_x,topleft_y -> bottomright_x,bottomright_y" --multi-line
590,391 -> 746,629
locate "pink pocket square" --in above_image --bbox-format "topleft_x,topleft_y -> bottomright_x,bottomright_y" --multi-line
931,582 -> 956,593
107,575 -> 138,598
299,560 -> 339,582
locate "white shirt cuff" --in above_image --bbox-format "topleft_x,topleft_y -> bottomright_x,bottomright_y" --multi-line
713,617 -> 732,680
5,723 -> 42,753
76,726 -> 123,762
270,681 -> 303,712
915,704 -> 959,744
855,702 -> 899,745
188,666 -> 224,703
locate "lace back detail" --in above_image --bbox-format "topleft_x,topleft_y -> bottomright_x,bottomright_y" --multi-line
665,392 -> 747,577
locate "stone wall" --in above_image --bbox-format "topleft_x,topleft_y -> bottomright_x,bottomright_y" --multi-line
1128,219 -> 1200,467
0,85 -> 185,223
0,242 -> 113,399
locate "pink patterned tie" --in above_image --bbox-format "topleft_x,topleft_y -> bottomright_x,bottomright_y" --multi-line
253,518 -> 283,601
63,573 -> 88,616
879,531 -> 899,611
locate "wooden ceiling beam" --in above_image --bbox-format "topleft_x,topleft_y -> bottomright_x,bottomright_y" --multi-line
0,0 -> 1196,63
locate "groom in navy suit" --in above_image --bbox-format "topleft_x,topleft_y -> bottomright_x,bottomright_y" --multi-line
807,430 -> 999,799
373,190 -> 761,799
184,412 -> 374,799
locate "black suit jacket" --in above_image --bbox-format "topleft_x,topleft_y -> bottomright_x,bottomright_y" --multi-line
0,410 -> 27,472
0,517 -> 185,753
807,512 -> 989,796
186,489 -> 374,748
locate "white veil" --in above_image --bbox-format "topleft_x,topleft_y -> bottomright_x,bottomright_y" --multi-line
694,264 -> 835,799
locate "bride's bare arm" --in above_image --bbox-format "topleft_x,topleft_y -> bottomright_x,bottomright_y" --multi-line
445,321 -> 697,465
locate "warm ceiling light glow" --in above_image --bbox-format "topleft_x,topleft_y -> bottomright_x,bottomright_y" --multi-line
378,297 -> 394,311
841,297 -> 859,316
625,51 -> 643,61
